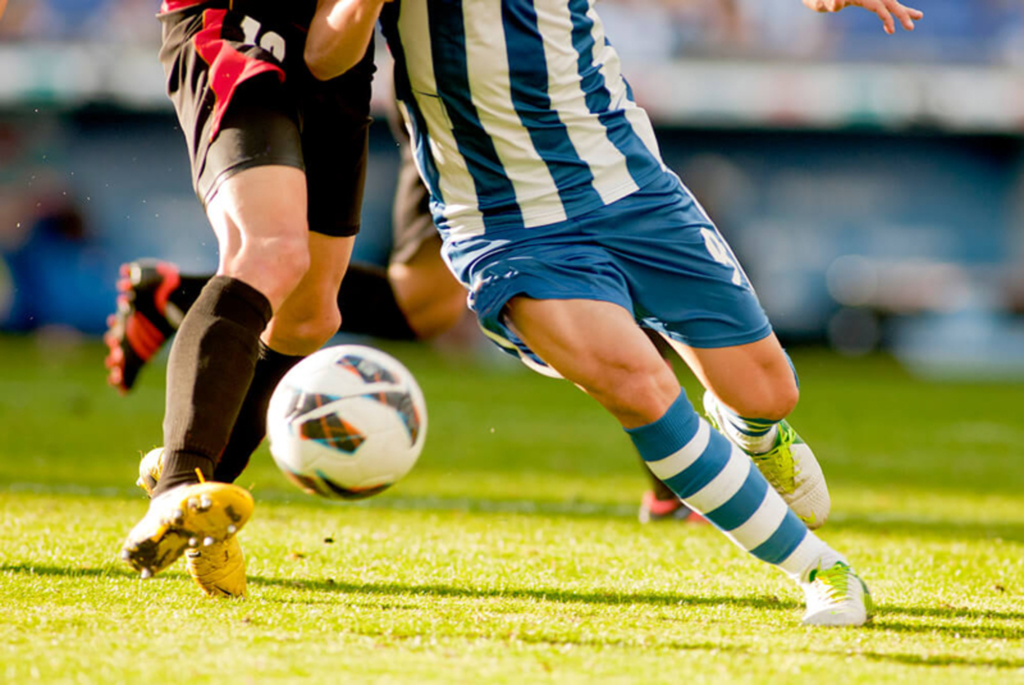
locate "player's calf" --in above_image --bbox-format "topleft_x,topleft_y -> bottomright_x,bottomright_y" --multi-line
629,392 -> 865,625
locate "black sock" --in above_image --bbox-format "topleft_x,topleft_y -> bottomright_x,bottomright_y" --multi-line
168,274 -> 209,319
337,263 -> 417,341
153,276 -> 272,496
214,342 -> 303,484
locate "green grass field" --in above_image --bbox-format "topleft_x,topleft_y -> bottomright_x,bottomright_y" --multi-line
0,335 -> 1022,683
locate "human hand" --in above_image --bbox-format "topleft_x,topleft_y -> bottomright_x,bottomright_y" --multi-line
802,0 -> 924,35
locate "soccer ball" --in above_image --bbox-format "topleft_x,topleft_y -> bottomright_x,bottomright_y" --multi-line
266,345 -> 427,499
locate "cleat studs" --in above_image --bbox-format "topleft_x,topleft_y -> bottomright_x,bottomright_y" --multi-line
227,525 -> 237,535
140,568 -> 152,579
199,495 -> 212,511
171,508 -> 184,524
120,549 -> 131,560
203,537 -> 215,547
188,537 -> 199,548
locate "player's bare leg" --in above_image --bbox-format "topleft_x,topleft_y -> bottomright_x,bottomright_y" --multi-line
664,333 -> 831,528
126,228 -> 352,593
122,165 -> 311,579
503,297 -> 871,626
213,230 -> 355,485
388,236 -> 467,339
206,166 -> 312,313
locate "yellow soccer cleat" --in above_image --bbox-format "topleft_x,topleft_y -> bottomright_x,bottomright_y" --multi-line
121,481 -> 253,578
186,535 -> 247,598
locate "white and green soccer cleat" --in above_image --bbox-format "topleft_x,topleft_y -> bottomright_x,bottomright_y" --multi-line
800,561 -> 873,627
703,391 -> 830,529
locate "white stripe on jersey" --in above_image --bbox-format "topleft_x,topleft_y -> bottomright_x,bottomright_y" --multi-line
464,0 -> 566,229
586,5 -> 666,171
391,0 -> 668,240
398,1 -> 486,237
536,1 -> 635,207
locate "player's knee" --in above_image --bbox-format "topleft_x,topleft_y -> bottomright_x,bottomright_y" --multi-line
269,303 -> 340,354
586,358 -> 679,425
264,236 -> 312,292
735,381 -> 799,422
409,292 -> 466,339
226,234 -> 311,304
292,299 -> 341,346
307,305 -> 342,346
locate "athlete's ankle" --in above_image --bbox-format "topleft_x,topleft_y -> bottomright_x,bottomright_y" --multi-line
149,450 -> 213,497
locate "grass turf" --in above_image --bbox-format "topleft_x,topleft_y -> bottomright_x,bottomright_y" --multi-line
0,335 -> 1021,683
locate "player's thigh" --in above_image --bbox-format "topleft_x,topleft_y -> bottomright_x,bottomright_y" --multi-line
205,165 -> 310,309
263,233 -> 356,356
665,333 -> 799,421
388,236 -> 466,338
591,178 -> 795,417
504,297 -> 680,427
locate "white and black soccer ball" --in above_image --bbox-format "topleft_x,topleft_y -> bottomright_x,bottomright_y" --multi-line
266,345 -> 427,499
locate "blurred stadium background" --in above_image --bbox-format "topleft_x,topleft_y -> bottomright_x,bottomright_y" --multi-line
1,0 -> 1023,377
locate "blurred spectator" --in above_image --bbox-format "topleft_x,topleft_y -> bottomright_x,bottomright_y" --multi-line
0,0 -> 159,44
1,189 -> 118,334
0,118 -> 117,334
1,0 -> 1022,67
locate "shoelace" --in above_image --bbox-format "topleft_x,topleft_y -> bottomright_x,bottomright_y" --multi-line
752,435 -> 796,489
808,562 -> 851,604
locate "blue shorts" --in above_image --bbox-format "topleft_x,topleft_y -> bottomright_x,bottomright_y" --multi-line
444,172 -> 772,372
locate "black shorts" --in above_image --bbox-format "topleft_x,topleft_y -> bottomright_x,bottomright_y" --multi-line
158,0 -> 374,237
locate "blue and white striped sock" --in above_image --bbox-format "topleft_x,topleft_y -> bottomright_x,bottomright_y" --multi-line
713,401 -> 779,455
627,392 -> 835,580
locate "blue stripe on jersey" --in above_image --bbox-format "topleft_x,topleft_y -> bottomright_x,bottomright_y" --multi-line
501,2 -> 603,211
750,509 -> 809,565
567,0 -> 660,187
428,2 -> 524,230
704,464 -> 768,531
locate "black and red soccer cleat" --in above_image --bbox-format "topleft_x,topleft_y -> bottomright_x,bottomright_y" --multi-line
637,490 -> 708,525
104,260 -> 183,393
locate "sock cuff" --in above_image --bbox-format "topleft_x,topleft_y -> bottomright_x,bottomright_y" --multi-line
193,276 -> 273,331
150,450 -> 214,496
259,340 -> 304,367
625,391 -> 700,462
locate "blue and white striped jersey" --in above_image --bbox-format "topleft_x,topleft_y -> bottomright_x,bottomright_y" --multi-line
380,0 -> 669,240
